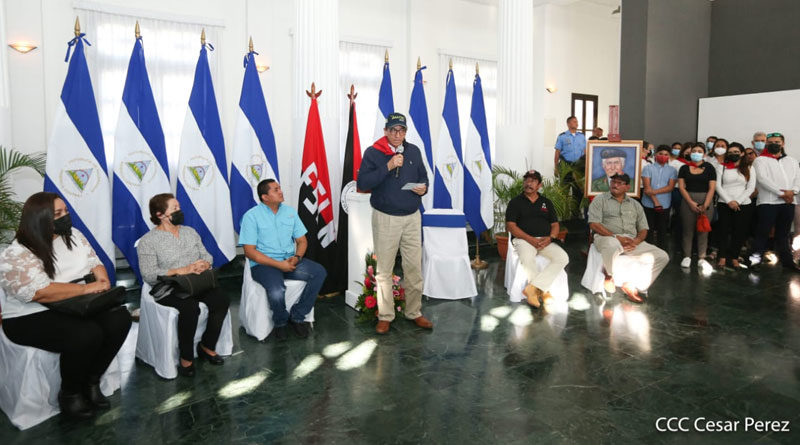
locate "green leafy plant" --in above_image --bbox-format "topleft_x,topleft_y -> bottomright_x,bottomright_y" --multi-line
491,165 -> 524,235
0,146 -> 46,245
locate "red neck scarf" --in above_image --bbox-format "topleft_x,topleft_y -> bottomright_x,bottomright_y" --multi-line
721,162 -> 738,169
371,136 -> 398,156
759,151 -> 779,160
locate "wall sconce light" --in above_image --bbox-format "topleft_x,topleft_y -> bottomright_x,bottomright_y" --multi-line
256,64 -> 269,73
8,42 -> 38,54
546,85 -> 557,93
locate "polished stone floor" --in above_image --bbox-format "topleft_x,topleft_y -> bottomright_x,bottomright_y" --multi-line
1,235 -> 799,444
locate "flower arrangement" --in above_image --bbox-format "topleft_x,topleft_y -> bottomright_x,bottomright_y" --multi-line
354,251 -> 405,322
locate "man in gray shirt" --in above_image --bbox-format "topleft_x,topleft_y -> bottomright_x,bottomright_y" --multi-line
588,173 -> 669,303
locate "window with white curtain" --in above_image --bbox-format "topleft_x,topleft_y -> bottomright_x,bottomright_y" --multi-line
76,6 -> 222,176
338,40 -> 390,159
438,54 -> 497,162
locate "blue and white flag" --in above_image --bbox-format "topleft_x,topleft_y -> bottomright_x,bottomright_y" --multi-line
230,48 -> 279,233
373,59 -> 394,140
463,71 -> 492,235
406,65 -> 434,212
44,32 -> 115,282
176,41 -> 235,267
433,67 -> 464,210
112,35 -> 170,281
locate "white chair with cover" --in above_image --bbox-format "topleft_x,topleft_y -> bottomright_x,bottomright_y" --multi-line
504,234 -> 569,303
238,263 -> 312,341
421,209 -> 477,300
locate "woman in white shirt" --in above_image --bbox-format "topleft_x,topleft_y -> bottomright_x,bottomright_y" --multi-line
0,192 -> 131,420
714,143 -> 756,269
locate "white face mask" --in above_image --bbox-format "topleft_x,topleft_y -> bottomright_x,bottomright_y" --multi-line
714,147 -> 727,156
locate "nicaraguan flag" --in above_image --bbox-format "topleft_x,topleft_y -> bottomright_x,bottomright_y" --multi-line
112,35 -> 170,281
463,71 -> 492,235
433,67 -> 464,210
176,40 -> 235,267
230,48 -> 280,233
44,32 -> 116,282
373,59 -> 394,140
406,65 -> 434,212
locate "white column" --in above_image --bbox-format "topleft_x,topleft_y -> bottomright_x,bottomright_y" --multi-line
496,0 -> 542,174
292,0 -> 340,218
0,0 -> 11,147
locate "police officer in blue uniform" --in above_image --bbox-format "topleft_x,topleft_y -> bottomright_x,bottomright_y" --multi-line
553,115 -> 586,216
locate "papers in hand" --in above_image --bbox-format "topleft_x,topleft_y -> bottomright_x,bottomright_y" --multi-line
401,182 -> 425,191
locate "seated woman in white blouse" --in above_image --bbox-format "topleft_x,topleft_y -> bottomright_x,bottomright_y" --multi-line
0,192 -> 131,420
714,142 -> 756,269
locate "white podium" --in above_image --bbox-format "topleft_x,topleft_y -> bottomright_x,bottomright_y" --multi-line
345,192 -> 374,308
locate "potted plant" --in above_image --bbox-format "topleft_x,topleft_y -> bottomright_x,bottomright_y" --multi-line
491,165 -> 523,260
0,146 -> 46,246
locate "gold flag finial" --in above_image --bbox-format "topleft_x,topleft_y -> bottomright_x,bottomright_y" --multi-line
384,49 -> 389,62
416,57 -> 421,70
201,28 -> 206,46
248,36 -> 253,53
74,16 -> 81,37
449,58 -> 453,70
135,21 -> 141,39
476,62 -> 479,75
347,84 -> 357,104
306,82 -> 322,99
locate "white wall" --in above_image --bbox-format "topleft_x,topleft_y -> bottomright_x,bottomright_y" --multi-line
538,1 -> 620,176
0,0 -> 11,148
4,0 -> 620,203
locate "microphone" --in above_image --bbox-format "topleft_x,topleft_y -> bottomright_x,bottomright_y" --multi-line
395,146 -> 405,177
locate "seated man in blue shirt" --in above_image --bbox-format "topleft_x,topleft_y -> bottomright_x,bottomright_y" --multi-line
240,179 -> 327,340
641,145 -> 678,250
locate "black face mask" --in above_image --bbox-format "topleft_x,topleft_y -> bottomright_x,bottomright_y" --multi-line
766,143 -> 782,154
726,154 -> 741,163
53,213 -> 72,236
168,210 -> 184,226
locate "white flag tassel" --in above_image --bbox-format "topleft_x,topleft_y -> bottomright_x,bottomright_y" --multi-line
463,70 -> 493,235
112,31 -> 171,281
175,37 -> 235,267
433,66 -> 464,210
45,28 -> 116,282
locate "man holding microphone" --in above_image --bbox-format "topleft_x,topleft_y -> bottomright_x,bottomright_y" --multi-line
357,113 -> 432,334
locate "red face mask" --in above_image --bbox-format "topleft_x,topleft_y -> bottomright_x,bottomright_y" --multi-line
655,154 -> 669,165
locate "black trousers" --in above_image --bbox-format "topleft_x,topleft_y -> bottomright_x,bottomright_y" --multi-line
752,203 -> 795,265
2,307 -> 131,393
157,288 -> 229,362
644,206 -> 670,251
716,202 -> 755,262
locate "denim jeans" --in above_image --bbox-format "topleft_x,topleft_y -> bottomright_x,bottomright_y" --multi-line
251,259 -> 327,327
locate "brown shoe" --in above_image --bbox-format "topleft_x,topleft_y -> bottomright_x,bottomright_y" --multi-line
376,320 -> 391,334
411,316 -> 433,329
621,283 -> 643,304
522,284 -> 542,308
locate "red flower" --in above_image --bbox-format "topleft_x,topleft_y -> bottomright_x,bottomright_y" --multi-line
364,295 -> 377,309
364,277 -> 371,288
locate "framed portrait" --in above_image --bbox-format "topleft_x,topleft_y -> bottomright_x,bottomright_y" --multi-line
584,140 -> 643,198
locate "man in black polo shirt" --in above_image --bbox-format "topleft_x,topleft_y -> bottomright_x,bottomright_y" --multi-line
505,170 -> 569,308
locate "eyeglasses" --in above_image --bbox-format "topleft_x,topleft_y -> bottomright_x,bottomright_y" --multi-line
767,132 -> 783,138
388,127 -> 407,135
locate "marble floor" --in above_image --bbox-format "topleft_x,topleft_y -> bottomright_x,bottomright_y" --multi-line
1,236 -> 799,444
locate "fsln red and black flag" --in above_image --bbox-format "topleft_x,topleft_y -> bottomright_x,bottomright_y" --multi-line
333,86 -> 362,292
298,83 -> 337,293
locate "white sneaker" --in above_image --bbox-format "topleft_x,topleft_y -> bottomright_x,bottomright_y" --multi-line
680,257 -> 691,268
698,258 -> 713,273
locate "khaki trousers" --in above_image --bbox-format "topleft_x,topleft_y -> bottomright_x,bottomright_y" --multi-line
512,238 -> 569,292
372,209 -> 423,321
593,235 -> 670,288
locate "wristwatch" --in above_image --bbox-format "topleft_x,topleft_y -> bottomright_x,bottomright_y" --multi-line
550,236 -> 558,242
293,254 -> 302,260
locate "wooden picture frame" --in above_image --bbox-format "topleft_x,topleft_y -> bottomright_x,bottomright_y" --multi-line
584,140 -> 643,198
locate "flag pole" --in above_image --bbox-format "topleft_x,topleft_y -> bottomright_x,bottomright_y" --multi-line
470,60 -> 488,270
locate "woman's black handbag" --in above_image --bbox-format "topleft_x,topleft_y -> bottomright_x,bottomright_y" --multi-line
45,286 -> 126,317
151,269 -> 218,300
